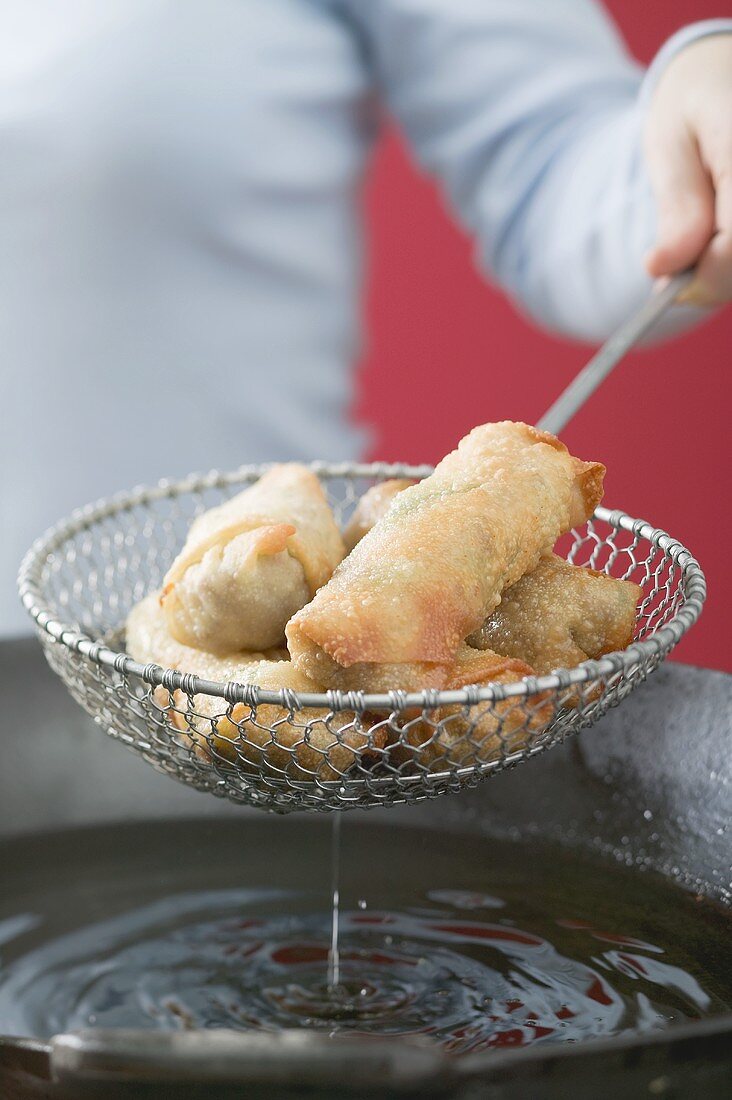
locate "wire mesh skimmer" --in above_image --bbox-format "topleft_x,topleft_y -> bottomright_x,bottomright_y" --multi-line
18,461 -> 705,814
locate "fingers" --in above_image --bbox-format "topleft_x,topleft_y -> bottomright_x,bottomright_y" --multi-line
681,156 -> 732,306
644,122 -> 716,280
643,33 -> 732,306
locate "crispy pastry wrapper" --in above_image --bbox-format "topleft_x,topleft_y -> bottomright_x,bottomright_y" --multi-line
127,594 -> 381,781
388,646 -> 553,772
161,464 -> 344,653
341,484 -> 638,682
126,593 -> 285,676
287,422 -> 604,689
159,662 -> 381,783
467,553 -> 641,675
342,478 -> 416,553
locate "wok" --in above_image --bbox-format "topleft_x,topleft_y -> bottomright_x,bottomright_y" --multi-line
0,637 -> 730,1098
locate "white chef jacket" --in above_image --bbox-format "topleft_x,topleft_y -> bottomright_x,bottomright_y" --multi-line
2,2 -> 727,633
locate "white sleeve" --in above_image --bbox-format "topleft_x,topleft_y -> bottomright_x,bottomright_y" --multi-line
343,2 -> 731,341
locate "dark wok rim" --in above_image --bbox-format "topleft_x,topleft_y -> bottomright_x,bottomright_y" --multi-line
2,1014 -> 731,1089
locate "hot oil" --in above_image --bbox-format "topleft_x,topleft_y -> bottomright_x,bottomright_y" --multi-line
0,819 -> 729,1054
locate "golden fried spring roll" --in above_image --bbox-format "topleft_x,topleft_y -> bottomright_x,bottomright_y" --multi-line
467,554 -> 641,674
126,594 -> 380,781
161,464 -> 344,654
126,593 -> 286,675
343,479 -> 416,553
163,661 -> 382,783
392,646 -> 553,771
344,483 -> 638,678
287,422 -> 604,692
280,649 -> 453,694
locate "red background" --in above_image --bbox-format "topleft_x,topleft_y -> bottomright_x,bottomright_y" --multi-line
357,1 -> 731,673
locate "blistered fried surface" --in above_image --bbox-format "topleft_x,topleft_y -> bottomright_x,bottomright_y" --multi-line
287,422 -> 604,684
342,478 -> 416,553
126,593 -> 285,679
127,594 -> 380,780
468,554 -> 640,673
161,464 -> 344,653
387,644 -> 548,769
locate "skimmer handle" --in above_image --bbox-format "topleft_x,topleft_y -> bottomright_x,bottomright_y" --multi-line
538,270 -> 695,436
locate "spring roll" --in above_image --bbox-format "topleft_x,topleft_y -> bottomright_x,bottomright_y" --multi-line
390,646 -> 553,771
126,593 -> 286,678
467,554 -> 641,674
341,486 -> 634,673
161,661 -> 382,783
161,464 -> 344,654
343,479 -> 416,553
287,422 -> 604,692
344,484 -> 638,678
127,595 -> 380,781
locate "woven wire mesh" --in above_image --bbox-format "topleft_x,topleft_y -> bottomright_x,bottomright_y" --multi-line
18,463 -> 706,814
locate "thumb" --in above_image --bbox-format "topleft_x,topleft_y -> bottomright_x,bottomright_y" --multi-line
644,125 -> 715,278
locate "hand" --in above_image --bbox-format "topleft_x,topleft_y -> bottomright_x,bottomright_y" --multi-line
644,34 -> 732,307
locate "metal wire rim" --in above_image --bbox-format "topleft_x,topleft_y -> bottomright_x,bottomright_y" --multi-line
17,462 -> 707,714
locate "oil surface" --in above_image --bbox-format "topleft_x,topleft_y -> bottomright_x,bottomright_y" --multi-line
0,819 -> 729,1054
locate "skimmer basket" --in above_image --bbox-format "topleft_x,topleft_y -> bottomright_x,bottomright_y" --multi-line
18,463 -> 706,814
